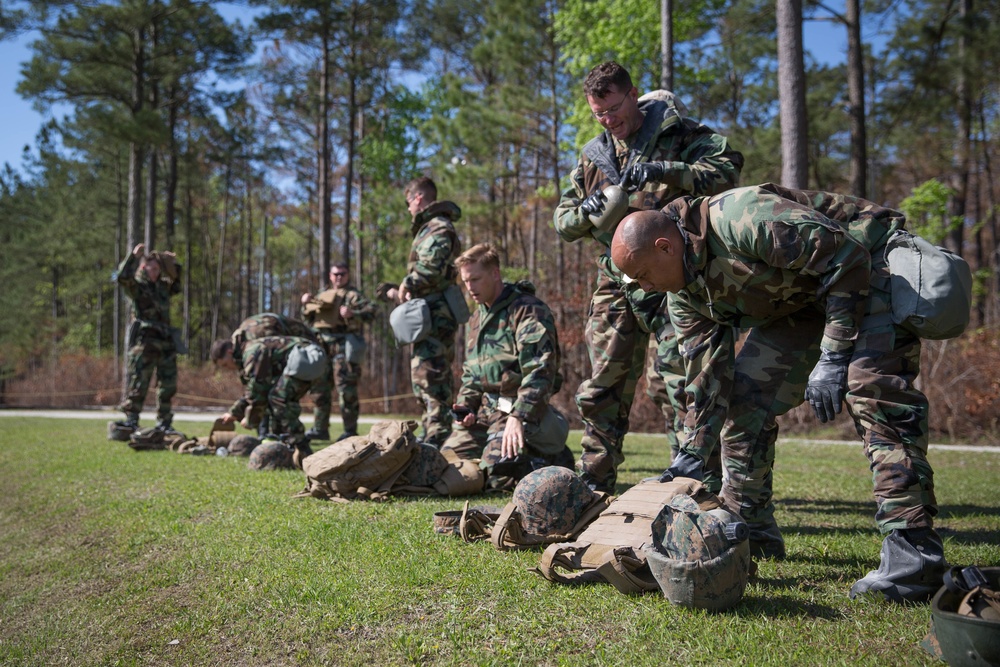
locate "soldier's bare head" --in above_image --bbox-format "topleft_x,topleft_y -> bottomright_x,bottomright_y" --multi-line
140,254 -> 161,282
457,243 -> 503,307
611,210 -> 687,293
405,176 -> 437,217
210,339 -> 236,368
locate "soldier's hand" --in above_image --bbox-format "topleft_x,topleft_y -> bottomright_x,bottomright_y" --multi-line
340,305 -> 353,319
220,412 -> 236,425
654,449 -> 705,483
398,283 -> 412,303
621,161 -> 667,192
301,292 -> 312,304
132,243 -> 145,257
501,416 -> 524,459
578,191 -> 607,219
805,348 -> 852,423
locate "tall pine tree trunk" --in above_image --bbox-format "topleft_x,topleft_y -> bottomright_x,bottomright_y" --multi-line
846,0 -> 867,197
777,0 -> 808,188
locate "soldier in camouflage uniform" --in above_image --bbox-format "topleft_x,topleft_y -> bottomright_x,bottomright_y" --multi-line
442,244 -> 573,487
115,243 -> 182,432
212,312 -> 316,434
301,264 -> 377,441
385,176 -> 462,448
214,335 -> 327,452
554,61 -> 742,492
611,183 -> 948,603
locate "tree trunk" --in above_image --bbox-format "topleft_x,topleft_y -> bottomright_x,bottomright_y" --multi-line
165,94 -> 178,250
660,0 -> 674,91
776,0 -> 808,188
319,29 -> 332,284
947,0 -> 972,256
846,0 -> 867,197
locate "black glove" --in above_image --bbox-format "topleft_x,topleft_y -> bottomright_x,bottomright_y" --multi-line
621,161 -> 667,192
805,348 -> 852,423
578,191 -> 607,219
656,449 -> 705,483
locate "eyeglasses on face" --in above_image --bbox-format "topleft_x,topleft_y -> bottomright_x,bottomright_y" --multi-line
331,272 -> 347,277
591,91 -> 630,120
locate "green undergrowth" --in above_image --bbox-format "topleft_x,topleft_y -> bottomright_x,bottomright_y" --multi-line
0,417 -> 997,666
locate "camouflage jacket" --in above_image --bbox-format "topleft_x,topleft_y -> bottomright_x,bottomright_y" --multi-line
116,252 -> 181,338
668,183 -> 906,457
301,284 -> 376,335
403,201 -> 462,298
227,335 -> 313,419
231,313 -> 316,370
456,281 -> 562,424
554,96 -> 744,283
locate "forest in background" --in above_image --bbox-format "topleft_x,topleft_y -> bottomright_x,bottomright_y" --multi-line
1,0 -> 998,440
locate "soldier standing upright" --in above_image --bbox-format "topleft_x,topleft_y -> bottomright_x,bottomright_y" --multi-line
553,61 -> 743,492
300,264 -> 376,441
610,183 -> 949,602
114,243 -> 182,434
385,176 -> 463,448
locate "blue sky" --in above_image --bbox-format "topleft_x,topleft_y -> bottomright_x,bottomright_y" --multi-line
0,16 -> 861,174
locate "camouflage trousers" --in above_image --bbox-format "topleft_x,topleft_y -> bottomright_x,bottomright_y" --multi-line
645,335 -> 724,495
410,299 -> 458,447
577,274 -> 686,492
120,335 -> 177,421
255,372 -> 314,437
311,333 -> 362,433
713,269 -> 936,537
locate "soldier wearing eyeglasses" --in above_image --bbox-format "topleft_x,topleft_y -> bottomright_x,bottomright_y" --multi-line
553,61 -> 744,493
300,264 -> 376,441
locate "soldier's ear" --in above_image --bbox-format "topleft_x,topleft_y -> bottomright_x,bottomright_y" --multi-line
653,236 -> 675,254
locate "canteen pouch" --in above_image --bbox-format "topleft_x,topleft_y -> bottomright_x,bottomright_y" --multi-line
285,342 -> 328,381
443,283 -> 471,325
885,230 -> 973,339
390,298 -> 432,344
344,333 -> 366,364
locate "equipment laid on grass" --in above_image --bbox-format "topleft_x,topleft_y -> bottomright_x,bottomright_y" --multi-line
921,566 -> 1000,667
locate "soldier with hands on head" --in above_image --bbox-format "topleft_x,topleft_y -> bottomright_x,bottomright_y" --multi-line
385,176 -> 463,448
211,334 -> 327,459
442,244 -> 573,488
610,183 -> 948,603
114,242 -> 182,433
553,60 -> 743,492
300,264 -> 377,442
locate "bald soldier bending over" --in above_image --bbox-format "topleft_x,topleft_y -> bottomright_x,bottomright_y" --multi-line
610,184 -> 947,604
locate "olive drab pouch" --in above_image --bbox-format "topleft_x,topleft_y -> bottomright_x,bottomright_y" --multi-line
344,333 -> 366,364
389,298 -> 432,344
885,230 -> 973,340
534,478 -> 721,595
294,419 -> 419,502
442,283 -> 471,325
285,342 -> 328,382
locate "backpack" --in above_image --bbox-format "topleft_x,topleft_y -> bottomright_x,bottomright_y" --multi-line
128,427 -> 188,452
885,230 -> 973,340
534,478 -> 721,595
295,420 -> 419,502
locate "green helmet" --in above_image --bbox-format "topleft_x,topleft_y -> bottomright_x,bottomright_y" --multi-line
228,435 -> 261,457
922,566 -> 1000,666
248,440 -> 295,471
643,496 -> 751,612
511,466 -> 598,537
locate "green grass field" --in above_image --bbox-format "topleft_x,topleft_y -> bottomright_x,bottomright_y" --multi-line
1,416 -> 997,666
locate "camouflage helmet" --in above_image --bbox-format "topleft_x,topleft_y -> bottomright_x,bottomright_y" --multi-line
228,434 -> 261,457
401,443 -> 448,487
921,566 -> 1000,666
248,440 -> 295,471
643,495 -> 751,612
511,466 -> 598,536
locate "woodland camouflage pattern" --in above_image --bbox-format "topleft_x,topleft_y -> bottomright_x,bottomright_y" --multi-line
405,200 -> 463,447
447,280 -> 570,469
116,251 -> 181,422
399,442 -> 449,487
511,466 -> 599,536
667,183 -> 936,537
646,495 -> 752,612
248,440 -> 295,470
302,284 -> 377,434
227,335 -> 318,437
553,96 -> 743,491
227,434 -> 261,457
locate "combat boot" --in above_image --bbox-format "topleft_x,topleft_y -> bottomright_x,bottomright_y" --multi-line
850,528 -> 948,603
305,427 -> 331,441
334,430 -> 357,442
116,412 -> 140,429
748,518 -> 787,560
155,415 -> 179,434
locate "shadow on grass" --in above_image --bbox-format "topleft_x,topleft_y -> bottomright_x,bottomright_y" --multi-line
735,594 -> 845,620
